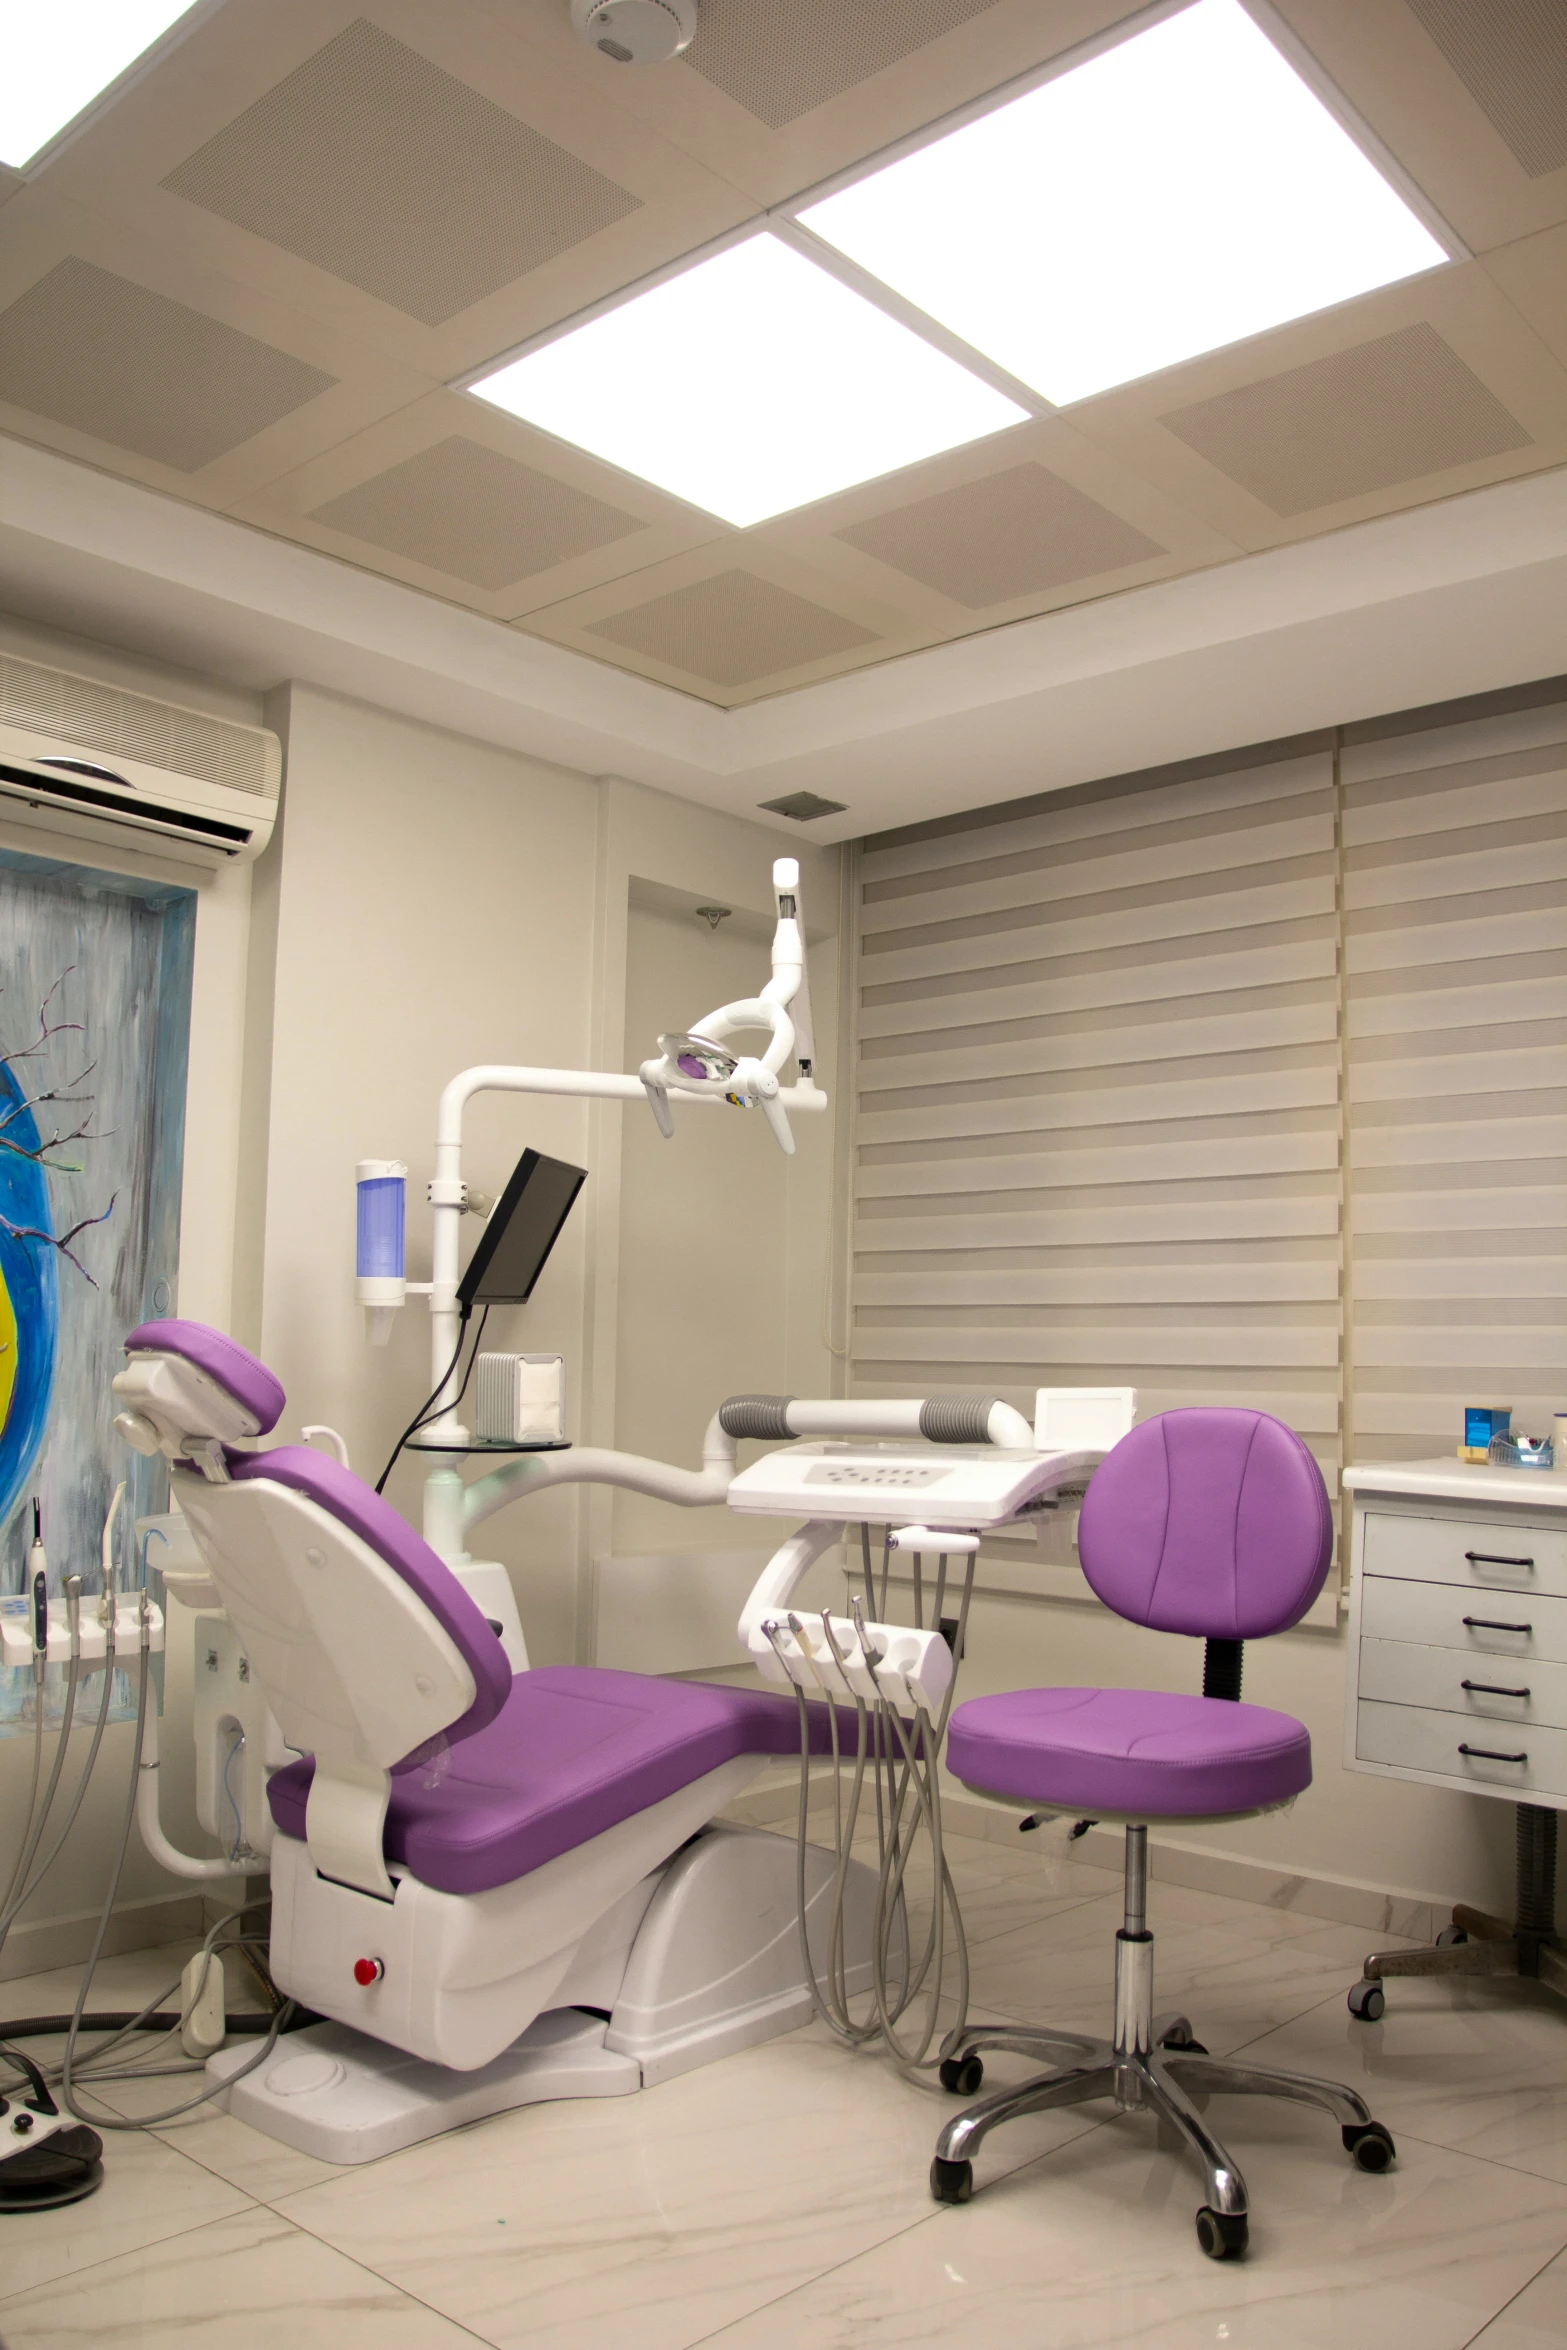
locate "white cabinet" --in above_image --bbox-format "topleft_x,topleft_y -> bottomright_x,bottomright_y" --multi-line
1343,1461 -> 1567,1816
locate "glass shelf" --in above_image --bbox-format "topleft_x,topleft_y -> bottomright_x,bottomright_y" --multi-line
405,1435 -> 573,1456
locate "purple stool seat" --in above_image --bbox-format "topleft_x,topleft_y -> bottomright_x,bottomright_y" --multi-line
946,1687 -> 1311,1819
268,1666 -> 847,1895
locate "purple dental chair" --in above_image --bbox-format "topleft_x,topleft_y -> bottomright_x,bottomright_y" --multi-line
113,1320 -> 867,2162
931,1408 -> 1396,2261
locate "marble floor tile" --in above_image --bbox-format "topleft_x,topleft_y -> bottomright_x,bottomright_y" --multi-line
1228,1974 -> 1567,2187
0,2210 -> 491,2349
1467,2244 -> 1567,2350
0,2117 -> 252,2302
273,2023 -> 1104,2350
694,2101 -> 1567,2350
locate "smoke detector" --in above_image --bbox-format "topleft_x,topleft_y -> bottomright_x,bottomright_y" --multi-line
570,0 -> 697,66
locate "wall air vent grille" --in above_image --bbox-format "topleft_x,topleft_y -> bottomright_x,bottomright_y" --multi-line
1160,325 -> 1533,516
310,437 -> 646,589
585,570 -> 877,688
1407,0 -> 1567,179
760,791 -> 848,821
682,0 -> 1000,129
163,20 -> 642,327
838,463 -> 1165,608
0,654 -> 280,800
0,259 -> 335,472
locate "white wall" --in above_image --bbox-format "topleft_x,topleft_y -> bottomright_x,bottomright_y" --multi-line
242,693 -> 843,1673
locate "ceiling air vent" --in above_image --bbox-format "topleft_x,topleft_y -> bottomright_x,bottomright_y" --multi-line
760,791 -> 847,821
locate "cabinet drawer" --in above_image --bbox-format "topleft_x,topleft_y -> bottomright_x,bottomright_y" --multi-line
1362,1511 -> 1567,1599
1360,1576 -> 1567,1665
1359,1638 -> 1567,1731
1356,1698 -> 1567,1796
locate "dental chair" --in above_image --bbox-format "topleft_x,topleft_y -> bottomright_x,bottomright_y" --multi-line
928,1408 -> 1397,2261
113,1319 -> 874,2164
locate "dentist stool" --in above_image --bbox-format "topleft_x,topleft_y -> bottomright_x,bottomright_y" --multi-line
931,1407 -> 1396,2260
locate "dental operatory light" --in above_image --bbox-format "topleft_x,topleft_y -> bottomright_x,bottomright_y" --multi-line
570,0 -> 697,67
0,1 -> 201,170
796,0 -> 1451,407
463,233 -> 1028,527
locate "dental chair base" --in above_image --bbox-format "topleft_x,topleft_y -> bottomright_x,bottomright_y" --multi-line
209,1821 -> 883,2163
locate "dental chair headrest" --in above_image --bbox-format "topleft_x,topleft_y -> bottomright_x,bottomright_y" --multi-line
114,1319 -> 286,1457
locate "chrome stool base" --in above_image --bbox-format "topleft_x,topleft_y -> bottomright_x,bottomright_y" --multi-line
1352,1803 -> 1566,2021
932,1829 -> 1394,2260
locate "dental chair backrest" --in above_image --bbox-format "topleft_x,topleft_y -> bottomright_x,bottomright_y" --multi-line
114,1320 -> 511,1899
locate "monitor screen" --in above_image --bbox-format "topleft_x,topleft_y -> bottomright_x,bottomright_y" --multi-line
457,1149 -> 586,1310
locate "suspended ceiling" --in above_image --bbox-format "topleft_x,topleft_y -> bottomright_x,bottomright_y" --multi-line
0,0 -> 1564,720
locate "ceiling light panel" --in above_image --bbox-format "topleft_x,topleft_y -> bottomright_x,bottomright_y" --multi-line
0,2 -> 202,171
798,0 -> 1451,408
464,231 -> 1028,527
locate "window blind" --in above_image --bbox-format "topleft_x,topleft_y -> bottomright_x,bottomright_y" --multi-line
1342,700 -> 1567,1465
851,747 -> 1346,1518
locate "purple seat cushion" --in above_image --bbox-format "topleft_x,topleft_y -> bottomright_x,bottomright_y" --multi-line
946,1687 -> 1311,1819
268,1666 -> 854,1893
1078,1409 -> 1332,1640
126,1319 -> 285,1437
227,1447 -> 511,1748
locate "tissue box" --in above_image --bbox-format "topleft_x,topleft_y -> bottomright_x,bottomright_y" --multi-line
475,1353 -> 563,1442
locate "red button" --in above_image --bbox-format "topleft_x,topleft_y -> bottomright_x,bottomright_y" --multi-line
352,1957 -> 384,1987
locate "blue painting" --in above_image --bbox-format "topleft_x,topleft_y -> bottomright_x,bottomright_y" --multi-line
0,849 -> 194,1727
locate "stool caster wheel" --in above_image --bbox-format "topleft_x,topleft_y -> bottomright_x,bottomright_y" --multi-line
939,2055 -> 984,2095
1158,2030 -> 1209,2054
1343,2121 -> 1396,2172
1195,2208 -> 1247,2260
1435,1925 -> 1469,1949
930,2157 -> 973,2205
1347,1981 -> 1385,2022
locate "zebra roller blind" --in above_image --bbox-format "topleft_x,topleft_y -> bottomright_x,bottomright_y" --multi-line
853,746 -> 1346,1509
850,689 -> 1567,1547
1343,698 -> 1567,1464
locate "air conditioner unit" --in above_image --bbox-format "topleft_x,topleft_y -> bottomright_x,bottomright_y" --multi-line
0,649 -> 281,869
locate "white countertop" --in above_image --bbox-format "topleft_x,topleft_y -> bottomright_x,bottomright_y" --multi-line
1343,1457 -> 1567,1510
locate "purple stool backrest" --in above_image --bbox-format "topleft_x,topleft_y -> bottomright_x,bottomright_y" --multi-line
1077,1408 -> 1332,1641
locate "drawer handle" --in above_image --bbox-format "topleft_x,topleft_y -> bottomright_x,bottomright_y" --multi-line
1458,1743 -> 1528,1765
1460,1680 -> 1531,1700
1462,1617 -> 1532,1635
1464,1552 -> 1534,1569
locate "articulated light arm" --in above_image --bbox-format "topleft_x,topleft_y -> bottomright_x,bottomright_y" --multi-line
637,858 -> 821,1157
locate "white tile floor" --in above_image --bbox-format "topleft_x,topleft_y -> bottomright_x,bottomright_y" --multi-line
2,1831 -> 1565,2349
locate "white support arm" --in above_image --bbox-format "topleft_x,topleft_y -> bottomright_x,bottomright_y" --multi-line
462,1411 -> 737,1541
424,1066 -> 826,1435
137,1703 -> 269,1882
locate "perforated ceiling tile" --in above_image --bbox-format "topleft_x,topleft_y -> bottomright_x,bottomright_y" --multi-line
310,436 -> 645,590
163,19 -> 641,327
1407,0 -> 1567,180
682,0 -> 1002,130
0,258 -> 335,471
585,570 -> 877,687
1159,323 -> 1533,516
836,462 -> 1164,607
